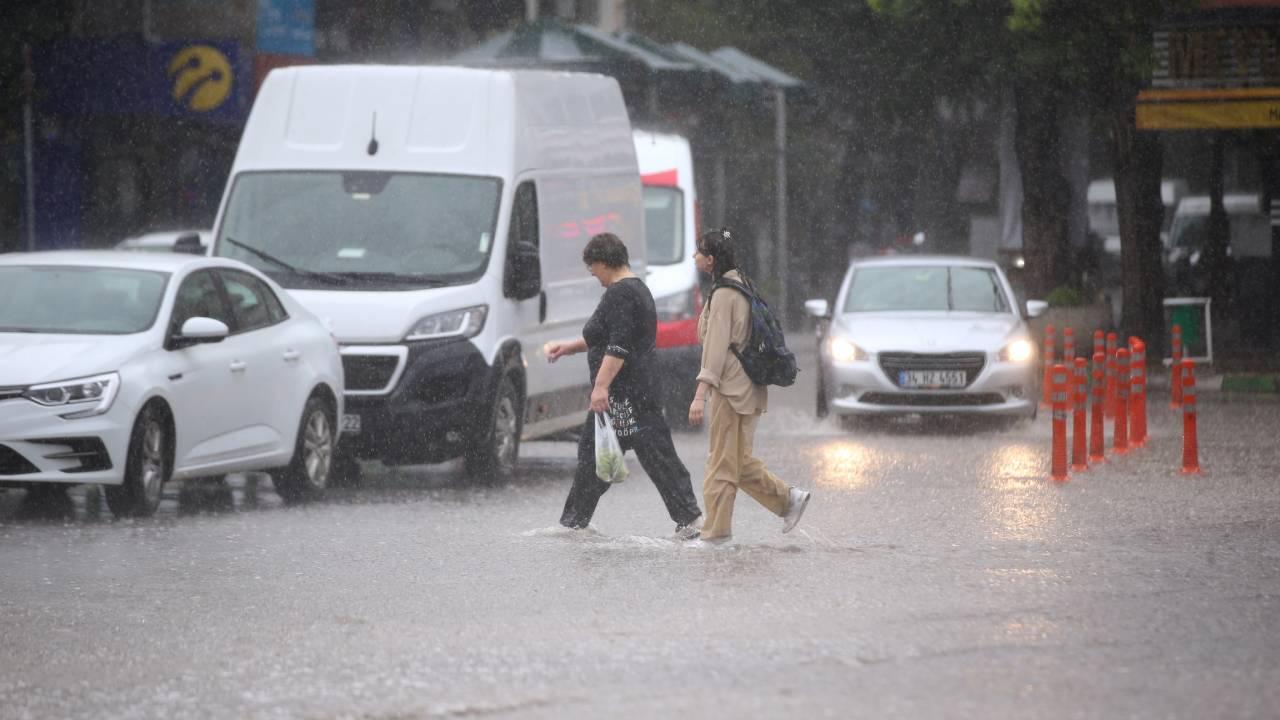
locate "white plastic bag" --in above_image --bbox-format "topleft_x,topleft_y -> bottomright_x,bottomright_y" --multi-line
594,411 -> 629,484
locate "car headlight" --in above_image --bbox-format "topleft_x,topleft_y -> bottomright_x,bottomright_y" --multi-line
24,372 -> 120,419
828,336 -> 867,363
999,339 -> 1035,363
405,305 -> 488,341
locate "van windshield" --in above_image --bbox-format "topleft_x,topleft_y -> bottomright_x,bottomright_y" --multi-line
643,186 -> 684,265
215,172 -> 502,290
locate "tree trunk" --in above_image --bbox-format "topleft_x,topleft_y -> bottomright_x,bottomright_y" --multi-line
1112,103 -> 1166,357
1013,81 -> 1071,299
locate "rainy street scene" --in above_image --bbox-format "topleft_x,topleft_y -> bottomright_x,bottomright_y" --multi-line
3,1 -> 1280,718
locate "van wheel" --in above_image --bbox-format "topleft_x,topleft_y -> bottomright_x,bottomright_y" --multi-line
272,396 -> 334,504
465,373 -> 522,482
106,403 -> 171,518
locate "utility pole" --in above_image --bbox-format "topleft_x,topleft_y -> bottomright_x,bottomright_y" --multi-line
22,44 -> 37,252
774,85 -> 789,327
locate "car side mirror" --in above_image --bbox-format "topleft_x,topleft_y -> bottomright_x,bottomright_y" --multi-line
804,298 -> 830,319
173,317 -> 229,348
504,240 -> 541,301
174,233 -> 206,255
1025,300 -> 1049,318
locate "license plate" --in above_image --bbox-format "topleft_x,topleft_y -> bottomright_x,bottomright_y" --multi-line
898,370 -> 967,388
341,414 -> 362,434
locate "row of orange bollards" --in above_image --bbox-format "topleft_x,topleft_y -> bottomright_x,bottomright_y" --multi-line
1043,325 -> 1200,481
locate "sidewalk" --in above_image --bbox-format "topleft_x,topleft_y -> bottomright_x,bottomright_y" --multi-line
1145,369 -> 1279,395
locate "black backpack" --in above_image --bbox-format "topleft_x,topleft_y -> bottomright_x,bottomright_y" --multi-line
708,278 -> 799,387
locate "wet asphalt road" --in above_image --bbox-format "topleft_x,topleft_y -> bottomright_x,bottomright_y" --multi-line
3,356 -> 1280,719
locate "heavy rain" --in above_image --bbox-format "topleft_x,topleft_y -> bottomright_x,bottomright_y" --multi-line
2,1 -> 1280,718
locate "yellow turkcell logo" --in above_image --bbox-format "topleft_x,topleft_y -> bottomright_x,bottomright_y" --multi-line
168,45 -> 232,112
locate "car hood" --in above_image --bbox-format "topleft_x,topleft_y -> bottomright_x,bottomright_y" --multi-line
0,334 -> 144,386
833,313 -> 1024,353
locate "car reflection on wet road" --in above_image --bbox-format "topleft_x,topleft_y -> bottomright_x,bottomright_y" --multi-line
3,357 -> 1280,719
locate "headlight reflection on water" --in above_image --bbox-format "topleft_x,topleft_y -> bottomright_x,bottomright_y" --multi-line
810,441 -> 887,490
982,445 -> 1062,542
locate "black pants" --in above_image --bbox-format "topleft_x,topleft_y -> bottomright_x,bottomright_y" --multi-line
559,411 -> 702,529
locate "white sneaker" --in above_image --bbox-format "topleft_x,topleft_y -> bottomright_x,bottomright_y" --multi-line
674,516 -> 703,541
781,487 -> 811,534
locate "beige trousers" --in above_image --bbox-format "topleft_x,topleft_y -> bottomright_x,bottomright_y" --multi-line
700,391 -> 791,539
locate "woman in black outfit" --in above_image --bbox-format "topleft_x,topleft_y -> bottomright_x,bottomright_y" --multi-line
544,233 -> 703,538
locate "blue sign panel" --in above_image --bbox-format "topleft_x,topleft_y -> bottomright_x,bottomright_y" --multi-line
37,39 -> 248,124
257,0 -> 315,56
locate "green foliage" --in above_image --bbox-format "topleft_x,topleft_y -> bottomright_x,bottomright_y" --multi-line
1046,285 -> 1086,308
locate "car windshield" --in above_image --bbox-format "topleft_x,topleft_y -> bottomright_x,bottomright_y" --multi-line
844,265 -> 1010,313
215,171 -> 502,290
0,265 -> 169,334
643,186 -> 684,265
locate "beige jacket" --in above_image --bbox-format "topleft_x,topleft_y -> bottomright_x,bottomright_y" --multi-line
697,270 -> 768,415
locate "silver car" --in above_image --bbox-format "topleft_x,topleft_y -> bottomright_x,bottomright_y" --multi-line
805,255 -> 1047,427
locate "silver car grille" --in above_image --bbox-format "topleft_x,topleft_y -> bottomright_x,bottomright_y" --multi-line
878,352 -> 986,389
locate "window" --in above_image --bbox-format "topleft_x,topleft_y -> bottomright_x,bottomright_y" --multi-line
170,271 -> 235,336
220,270 -> 288,333
844,266 -> 1009,314
509,181 -> 540,251
0,266 -> 168,335
642,186 -> 684,265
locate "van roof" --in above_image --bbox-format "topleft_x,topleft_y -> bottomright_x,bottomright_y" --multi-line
233,65 -> 634,179
1175,194 -> 1263,216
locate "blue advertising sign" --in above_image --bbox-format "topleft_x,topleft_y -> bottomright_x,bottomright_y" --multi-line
257,0 -> 315,56
37,39 -> 248,124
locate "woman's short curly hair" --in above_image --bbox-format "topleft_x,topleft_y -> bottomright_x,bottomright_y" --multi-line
582,232 -> 630,269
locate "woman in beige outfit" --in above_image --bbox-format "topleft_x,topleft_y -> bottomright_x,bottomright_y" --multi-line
688,229 -> 810,542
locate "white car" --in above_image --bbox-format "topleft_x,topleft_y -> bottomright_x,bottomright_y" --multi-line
805,255 -> 1046,427
116,229 -> 211,254
0,251 -> 344,516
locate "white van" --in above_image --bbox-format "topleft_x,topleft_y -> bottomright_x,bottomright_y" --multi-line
1166,193 -> 1270,294
633,129 -> 702,428
211,66 -> 644,481
1087,178 -> 1189,254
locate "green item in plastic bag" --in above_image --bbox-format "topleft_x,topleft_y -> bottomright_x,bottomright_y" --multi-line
594,411 -> 628,483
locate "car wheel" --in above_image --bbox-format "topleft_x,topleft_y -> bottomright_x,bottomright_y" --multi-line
105,403 -> 170,518
464,372 -> 522,483
272,395 -> 335,504
328,450 -> 363,488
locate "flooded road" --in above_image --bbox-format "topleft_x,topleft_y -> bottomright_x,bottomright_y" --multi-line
3,365 -> 1279,719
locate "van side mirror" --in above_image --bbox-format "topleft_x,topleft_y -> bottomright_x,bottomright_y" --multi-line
504,241 -> 541,301
174,233 -> 206,255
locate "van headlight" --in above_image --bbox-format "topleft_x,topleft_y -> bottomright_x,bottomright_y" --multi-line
24,372 -> 120,419
405,305 -> 488,341
827,336 -> 867,363
999,339 -> 1035,363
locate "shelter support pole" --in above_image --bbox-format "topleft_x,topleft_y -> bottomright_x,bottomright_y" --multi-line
774,84 -> 788,327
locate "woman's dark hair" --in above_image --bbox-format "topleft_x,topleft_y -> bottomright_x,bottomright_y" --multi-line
582,232 -> 630,269
698,227 -> 744,280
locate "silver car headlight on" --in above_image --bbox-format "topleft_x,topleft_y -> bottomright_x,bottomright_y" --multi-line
999,339 -> 1035,363
405,305 -> 488,341
827,336 -> 867,363
24,372 -> 120,419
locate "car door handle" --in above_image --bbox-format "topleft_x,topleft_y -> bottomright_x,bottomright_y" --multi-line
282,349 -> 301,362
229,360 -> 247,373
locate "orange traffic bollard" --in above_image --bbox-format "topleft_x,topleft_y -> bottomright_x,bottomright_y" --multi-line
1129,338 -> 1148,447
1042,324 -> 1056,407
1050,364 -> 1070,482
1171,324 -> 1183,409
1072,357 -> 1088,471
1090,351 -> 1106,463
1105,332 -> 1118,418
1093,330 -> 1104,365
1181,359 -> 1200,474
1114,348 -> 1130,453
1064,327 -> 1076,364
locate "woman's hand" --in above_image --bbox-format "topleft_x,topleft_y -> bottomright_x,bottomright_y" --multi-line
590,385 -> 610,413
688,396 -> 705,427
544,341 -> 567,363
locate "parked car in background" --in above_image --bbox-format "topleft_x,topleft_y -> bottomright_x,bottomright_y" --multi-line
634,129 -> 703,429
1087,178 -> 1188,256
1165,193 -> 1270,295
0,251 -> 344,517
805,255 -> 1045,429
116,229 -> 212,254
